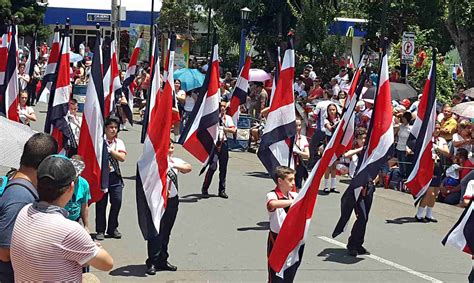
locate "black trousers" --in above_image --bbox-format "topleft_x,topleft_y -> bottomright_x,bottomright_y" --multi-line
27,80 -> 37,106
348,185 -> 375,249
202,141 -> 229,193
146,196 -> 179,266
96,172 -> 123,233
267,231 -> 304,283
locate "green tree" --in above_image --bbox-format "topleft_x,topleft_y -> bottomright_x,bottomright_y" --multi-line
444,0 -> 474,88
158,0 -> 204,35
0,0 -> 49,40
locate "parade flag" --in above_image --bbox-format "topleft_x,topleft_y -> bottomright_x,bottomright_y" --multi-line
162,35 -> 180,124
345,53 -> 367,105
122,34 -> 143,125
25,33 -> 37,80
102,35 -> 119,118
405,51 -> 437,205
78,25 -> 109,203
269,74 -> 366,279
257,36 -> 296,175
333,49 -> 394,238
0,26 -> 9,87
136,30 -> 175,239
178,33 -> 220,165
229,54 -> 251,126
442,200 -> 474,255
38,25 -> 61,104
2,25 -> 19,121
44,21 -> 74,151
268,46 -> 281,107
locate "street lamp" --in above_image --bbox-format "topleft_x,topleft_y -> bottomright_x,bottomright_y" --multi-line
239,7 -> 251,71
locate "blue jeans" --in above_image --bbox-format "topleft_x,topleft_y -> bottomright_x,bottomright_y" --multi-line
395,149 -> 408,178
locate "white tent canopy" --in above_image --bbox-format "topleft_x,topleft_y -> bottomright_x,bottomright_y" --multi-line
47,0 -> 162,12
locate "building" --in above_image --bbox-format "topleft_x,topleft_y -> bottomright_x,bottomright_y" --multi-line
44,0 -> 162,51
328,17 -> 368,65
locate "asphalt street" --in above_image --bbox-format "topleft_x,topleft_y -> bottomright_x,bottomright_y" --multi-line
4,104 -> 471,282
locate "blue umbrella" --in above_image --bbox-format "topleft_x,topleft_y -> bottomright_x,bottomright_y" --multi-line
174,68 -> 205,91
69,52 -> 83,63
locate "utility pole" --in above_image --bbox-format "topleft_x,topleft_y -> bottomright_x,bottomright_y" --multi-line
111,0 -> 119,58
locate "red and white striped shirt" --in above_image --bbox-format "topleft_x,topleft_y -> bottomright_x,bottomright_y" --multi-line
10,203 -> 100,282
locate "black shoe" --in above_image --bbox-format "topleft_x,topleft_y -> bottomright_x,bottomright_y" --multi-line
414,215 -> 427,223
357,246 -> 369,255
156,261 -> 177,271
107,229 -> 122,239
330,188 -> 340,194
95,232 -> 105,241
201,191 -> 209,198
425,217 -> 438,223
146,265 -> 156,275
321,188 -> 330,195
218,191 -> 228,199
347,247 -> 358,257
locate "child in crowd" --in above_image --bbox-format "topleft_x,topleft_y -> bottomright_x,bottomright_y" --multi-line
266,166 -> 300,282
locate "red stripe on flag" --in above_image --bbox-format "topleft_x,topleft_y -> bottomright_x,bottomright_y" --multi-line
269,67 -> 295,112
367,79 -> 392,157
183,131 -> 209,163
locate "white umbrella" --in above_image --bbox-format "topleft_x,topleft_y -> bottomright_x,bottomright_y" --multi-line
248,68 -> 271,82
452,101 -> 474,119
0,117 -> 36,169
70,52 -> 83,63
464,87 -> 474,99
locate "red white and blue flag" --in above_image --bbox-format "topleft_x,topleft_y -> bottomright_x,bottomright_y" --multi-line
122,34 -> 143,125
257,37 -> 296,175
25,33 -> 37,81
268,46 -> 281,107
136,30 -> 175,239
2,25 -> 19,122
38,25 -> 61,104
229,53 -> 251,126
269,73 -> 367,279
178,33 -> 220,165
78,26 -> 109,203
103,34 -> 121,118
0,26 -> 9,88
44,22 -> 74,151
333,50 -> 394,238
405,51 -> 437,205
442,200 -> 474,255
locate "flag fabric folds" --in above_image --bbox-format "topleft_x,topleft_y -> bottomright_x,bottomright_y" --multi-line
3,25 -> 19,122
38,26 -> 61,104
333,50 -> 394,238
178,33 -> 220,165
25,33 -> 37,81
78,26 -> 109,203
44,22 -> 74,151
257,38 -> 296,175
268,74 -> 366,279
229,54 -> 251,126
405,51 -> 437,206
122,35 -> 143,125
136,30 -> 175,239
103,34 -> 121,118
442,200 -> 474,255
0,26 -> 9,114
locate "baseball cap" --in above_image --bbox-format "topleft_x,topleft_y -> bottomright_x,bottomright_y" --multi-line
37,155 -> 85,188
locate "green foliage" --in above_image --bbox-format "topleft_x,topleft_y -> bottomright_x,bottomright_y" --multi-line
158,0 -> 204,35
0,0 -> 49,40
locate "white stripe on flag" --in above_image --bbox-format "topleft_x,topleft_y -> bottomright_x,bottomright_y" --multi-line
263,103 -> 295,135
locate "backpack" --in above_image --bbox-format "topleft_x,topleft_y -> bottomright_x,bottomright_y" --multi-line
0,172 -> 37,200
0,176 -> 9,197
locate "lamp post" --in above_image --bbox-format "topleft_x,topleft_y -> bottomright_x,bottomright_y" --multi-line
238,7 -> 251,71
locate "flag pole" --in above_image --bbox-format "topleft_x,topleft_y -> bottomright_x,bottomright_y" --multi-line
149,0 -> 155,63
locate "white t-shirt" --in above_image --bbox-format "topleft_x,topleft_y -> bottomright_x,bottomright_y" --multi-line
396,124 -> 412,151
219,114 -> 235,141
106,137 -> 127,172
266,189 -> 298,234
446,164 -> 460,179
464,180 -> 474,201
17,105 -> 34,125
184,94 -> 195,112
168,157 -> 186,198
452,133 -> 473,156
67,111 -> 82,144
314,100 -> 336,130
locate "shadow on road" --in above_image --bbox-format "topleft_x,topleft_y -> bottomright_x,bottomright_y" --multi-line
339,179 -> 352,185
122,175 -> 137,181
244,171 -> 272,179
237,221 -> 269,231
180,193 -> 218,203
109,264 -> 148,277
385,216 -> 423,224
317,248 -> 364,264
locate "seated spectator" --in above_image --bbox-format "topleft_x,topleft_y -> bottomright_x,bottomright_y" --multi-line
10,155 -> 113,281
439,148 -> 471,204
452,120 -> 472,156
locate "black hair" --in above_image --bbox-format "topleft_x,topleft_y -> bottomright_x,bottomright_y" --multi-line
20,133 -> 58,169
457,148 -> 469,160
38,181 -> 71,202
402,111 -> 412,123
104,116 -> 121,128
70,98 -> 78,104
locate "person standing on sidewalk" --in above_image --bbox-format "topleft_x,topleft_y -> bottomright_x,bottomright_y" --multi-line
95,116 -> 127,240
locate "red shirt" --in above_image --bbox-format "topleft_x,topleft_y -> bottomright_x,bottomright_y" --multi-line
460,159 -> 473,179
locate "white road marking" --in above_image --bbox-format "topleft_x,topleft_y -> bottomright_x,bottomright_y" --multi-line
318,236 -> 443,283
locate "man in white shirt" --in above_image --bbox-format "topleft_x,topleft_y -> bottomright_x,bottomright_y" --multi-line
201,102 -> 236,199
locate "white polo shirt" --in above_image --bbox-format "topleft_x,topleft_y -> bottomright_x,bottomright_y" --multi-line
168,157 -> 186,198
266,188 -> 298,234
106,137 -> 127,172
219,114 -> 236,141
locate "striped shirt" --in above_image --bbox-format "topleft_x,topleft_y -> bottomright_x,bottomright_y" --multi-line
10,203 -> 100,282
